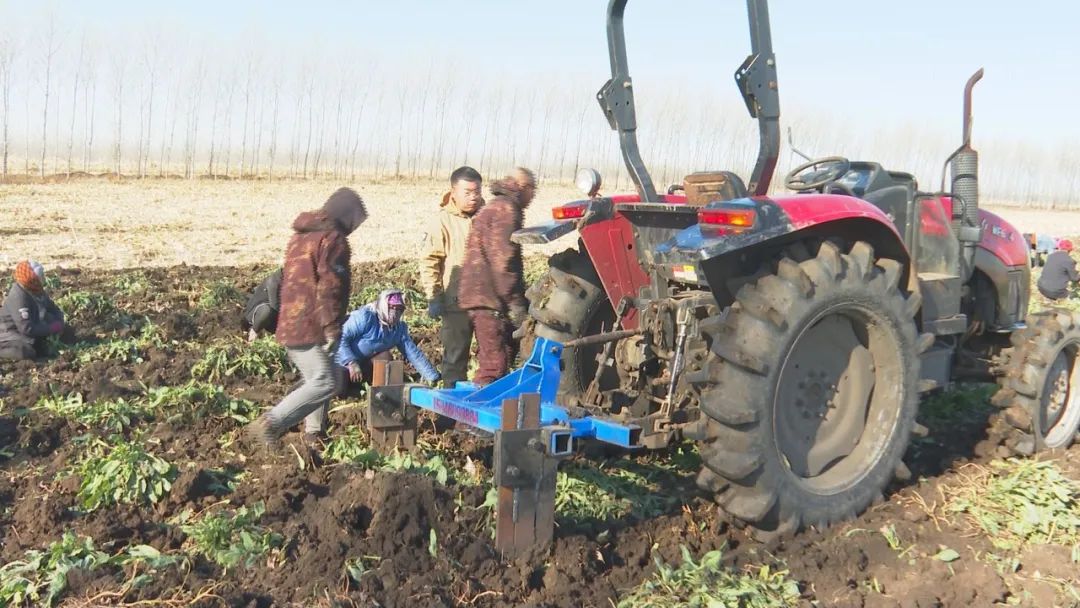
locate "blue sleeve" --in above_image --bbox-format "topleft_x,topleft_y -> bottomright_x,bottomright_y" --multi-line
336,310 -> 369,366
397,324 -> 439,382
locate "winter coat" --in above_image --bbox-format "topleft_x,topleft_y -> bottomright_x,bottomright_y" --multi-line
276,188 -> 366,348
457,180 -> 527,313
0,282 -> 64,348
420,192 -> 482,311
242,268 -> 283,332
335,306 -> 439,382
1038,251 -> 1080,300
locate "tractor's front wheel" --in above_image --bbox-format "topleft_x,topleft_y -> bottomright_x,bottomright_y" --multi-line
687,241 -> 923,537
991,310 -> 1080,455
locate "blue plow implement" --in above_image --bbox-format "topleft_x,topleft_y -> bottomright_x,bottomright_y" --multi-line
407,337 -> 642,449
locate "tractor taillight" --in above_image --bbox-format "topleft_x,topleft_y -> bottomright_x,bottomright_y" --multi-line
697,208 -> 756,228
552,202 -> 588,220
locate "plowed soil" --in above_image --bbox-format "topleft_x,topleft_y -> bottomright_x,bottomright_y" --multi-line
0,261 -> 1077,608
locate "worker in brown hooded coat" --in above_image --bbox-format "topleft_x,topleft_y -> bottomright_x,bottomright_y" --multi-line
458,168 -> 537,385
245,187 -> 368,451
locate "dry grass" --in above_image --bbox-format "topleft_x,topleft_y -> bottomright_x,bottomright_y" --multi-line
0,178 -> 582,270
1,177 -> 1077,270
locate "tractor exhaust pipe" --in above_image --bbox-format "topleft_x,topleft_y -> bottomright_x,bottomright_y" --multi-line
942,68 -> 984,281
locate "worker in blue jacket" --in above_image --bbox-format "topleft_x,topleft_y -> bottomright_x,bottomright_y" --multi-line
335,288 -> 441,387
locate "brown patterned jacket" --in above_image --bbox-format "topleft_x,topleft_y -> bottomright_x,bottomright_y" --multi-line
457,179 -> 527,314
275,188 -> 367,348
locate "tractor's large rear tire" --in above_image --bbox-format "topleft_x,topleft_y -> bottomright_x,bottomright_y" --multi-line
522,245 -> 617,402
991,310 -> 1080,455
686,241 -> 923,538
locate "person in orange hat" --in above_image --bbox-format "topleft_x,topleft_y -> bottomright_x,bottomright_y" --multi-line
0,260 -> 66,360
1037,239 -> 1080,301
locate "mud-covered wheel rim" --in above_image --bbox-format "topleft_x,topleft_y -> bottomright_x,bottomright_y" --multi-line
774,303 -> 901,495
1041,341 -> 1080,448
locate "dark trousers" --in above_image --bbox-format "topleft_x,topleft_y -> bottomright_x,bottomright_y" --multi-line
0,340 -> 38,361
468,309 -> 518,386
440,310 -> 473,389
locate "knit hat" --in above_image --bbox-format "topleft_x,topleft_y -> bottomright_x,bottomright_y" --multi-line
14,260 -> 45,294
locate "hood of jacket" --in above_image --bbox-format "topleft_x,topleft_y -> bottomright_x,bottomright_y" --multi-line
291,210 -> 340,234
488,177 -> 527,208
322,187 -> 368,234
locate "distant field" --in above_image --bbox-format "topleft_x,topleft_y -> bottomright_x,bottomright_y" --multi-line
0,178 -> 1076,270
0,178 -> 584,270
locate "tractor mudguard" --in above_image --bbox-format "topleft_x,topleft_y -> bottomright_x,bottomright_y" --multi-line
656,194 -> 909,264
652,194 -> 911,307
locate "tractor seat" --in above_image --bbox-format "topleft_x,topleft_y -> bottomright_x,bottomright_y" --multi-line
682,171 -> 749,206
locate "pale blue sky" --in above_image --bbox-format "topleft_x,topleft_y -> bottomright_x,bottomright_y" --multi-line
31,0 -> 1079,146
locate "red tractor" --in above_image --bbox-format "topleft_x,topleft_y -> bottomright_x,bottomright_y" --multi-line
512,0 -> 1080,537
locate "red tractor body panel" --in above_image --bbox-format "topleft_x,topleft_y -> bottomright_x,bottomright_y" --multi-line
766,193 -> 903,239
578,192 -> 909,328
579,213 -> 650,330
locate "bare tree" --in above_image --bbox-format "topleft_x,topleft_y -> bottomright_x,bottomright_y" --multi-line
206,68 -> 223,177
138,35 -> 161,178
66,33 -> 86,177
82,65 -> 95,172
111,50 -> 128,177
239,51 -> 256,178
347,84 -> 370,180
302,71 -> 316,178
266,70 -> 282,180
39,17 -> 60,178
183,54 -> 204,179
221,71 -> 236,178
0,32 -> 17,181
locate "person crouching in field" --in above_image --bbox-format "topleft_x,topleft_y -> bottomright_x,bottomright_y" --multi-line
458,168 -> 537,386
1037,239 -> 1080,301
421,166 -> 484,389
245,187 -> 367,452
335,288 -> 440,391
241,268 -> 283,342
0,260 -> 66,361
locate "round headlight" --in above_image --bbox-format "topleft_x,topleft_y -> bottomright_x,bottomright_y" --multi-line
575,168 -> 602,198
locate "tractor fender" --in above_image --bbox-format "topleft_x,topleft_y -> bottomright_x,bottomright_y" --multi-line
657,194 -> 912,305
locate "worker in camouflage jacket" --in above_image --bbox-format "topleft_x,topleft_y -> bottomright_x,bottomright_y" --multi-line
458,168 -> 536,385
245,187 -> 367,451
420,166 -> 484,388
0,260 -> 66,360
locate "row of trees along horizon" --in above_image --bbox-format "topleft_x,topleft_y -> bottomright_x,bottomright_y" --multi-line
0,19 -> 1077,207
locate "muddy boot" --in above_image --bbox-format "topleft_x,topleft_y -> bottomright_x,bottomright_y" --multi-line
301,431 -> 328,467
244,414 -> 282,453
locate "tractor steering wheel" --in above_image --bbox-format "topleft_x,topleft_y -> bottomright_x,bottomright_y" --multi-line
784,156 -> 851,192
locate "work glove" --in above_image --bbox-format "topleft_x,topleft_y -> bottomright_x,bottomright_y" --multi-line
347,361 -> 363,383
429,373 -> 442,387
427,297 -> 445,320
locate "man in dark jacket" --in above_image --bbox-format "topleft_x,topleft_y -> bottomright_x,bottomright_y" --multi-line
1038,239 -> 1080,301
458,168 -> 536,385
241,268 -> 283,341
244,187 -> 368,450
0,260 -> 66,360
